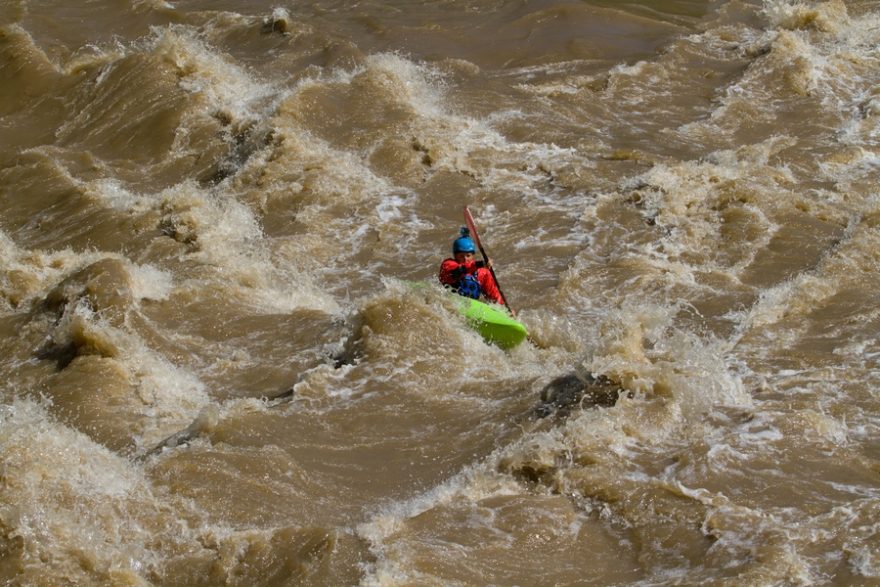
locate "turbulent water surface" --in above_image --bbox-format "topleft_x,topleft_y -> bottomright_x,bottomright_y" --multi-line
2,0 -> 880,584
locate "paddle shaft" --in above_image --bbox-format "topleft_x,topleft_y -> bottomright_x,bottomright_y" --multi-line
463,206 -> 513,314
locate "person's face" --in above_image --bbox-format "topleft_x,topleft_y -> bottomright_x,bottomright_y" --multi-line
455,251 -> 475,264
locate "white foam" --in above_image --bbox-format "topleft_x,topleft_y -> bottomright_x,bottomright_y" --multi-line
133,0 -> 175,10
732,212 -> 875,345
850,545 -> 880,578
35,289 -> 211,445
341,52 -> 588,192
0,231 -> 132,313
357,464 -> 525,585
0,398 -> 158,578
149,25 -> 273,124
591,301 -> 750,407
363,52 -> 447,119
762,0 -> 851,35
0,398 -> 141,498
82,178 -> 154,212
157,180 -> 340,314
706,442 -> 749,463
375,194 -> 408,223
617,139 -> 796,285
127,263 -> 173,301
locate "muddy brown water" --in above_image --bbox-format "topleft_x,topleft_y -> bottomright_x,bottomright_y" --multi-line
2,0 -> 880,584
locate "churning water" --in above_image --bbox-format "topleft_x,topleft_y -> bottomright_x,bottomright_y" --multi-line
2,0 -> 879,584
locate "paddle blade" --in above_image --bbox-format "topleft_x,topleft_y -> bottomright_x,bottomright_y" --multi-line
463,206 -> 483,251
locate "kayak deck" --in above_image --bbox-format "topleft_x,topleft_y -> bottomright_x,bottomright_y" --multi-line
457,296 -> 528,349
404,280 -> 528,349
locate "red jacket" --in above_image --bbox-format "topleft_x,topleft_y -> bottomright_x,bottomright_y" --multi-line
438,258 -> 505,305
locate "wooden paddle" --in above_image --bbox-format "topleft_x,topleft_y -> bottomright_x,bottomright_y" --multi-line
463,206 -> 513,314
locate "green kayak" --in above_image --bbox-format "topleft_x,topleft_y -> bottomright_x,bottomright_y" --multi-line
405,281 -> 528,348
456,295 -> 528,349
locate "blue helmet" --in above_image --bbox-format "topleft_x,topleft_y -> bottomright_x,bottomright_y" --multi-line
453,227 -> 476,254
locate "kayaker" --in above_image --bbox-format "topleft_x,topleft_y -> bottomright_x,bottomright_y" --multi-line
439,227 -> 506,306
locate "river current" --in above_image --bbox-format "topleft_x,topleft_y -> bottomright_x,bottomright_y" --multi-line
2,0 -> 879,585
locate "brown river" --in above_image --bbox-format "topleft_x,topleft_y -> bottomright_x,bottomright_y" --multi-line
2,0 -> 880,585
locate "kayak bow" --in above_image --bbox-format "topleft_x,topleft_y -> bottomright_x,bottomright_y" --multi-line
405,281 -> 528,348
456,294 -> 528,349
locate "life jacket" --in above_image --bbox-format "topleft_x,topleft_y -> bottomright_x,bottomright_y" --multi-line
457,273 -> 481,299
439,258 -> 497,302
